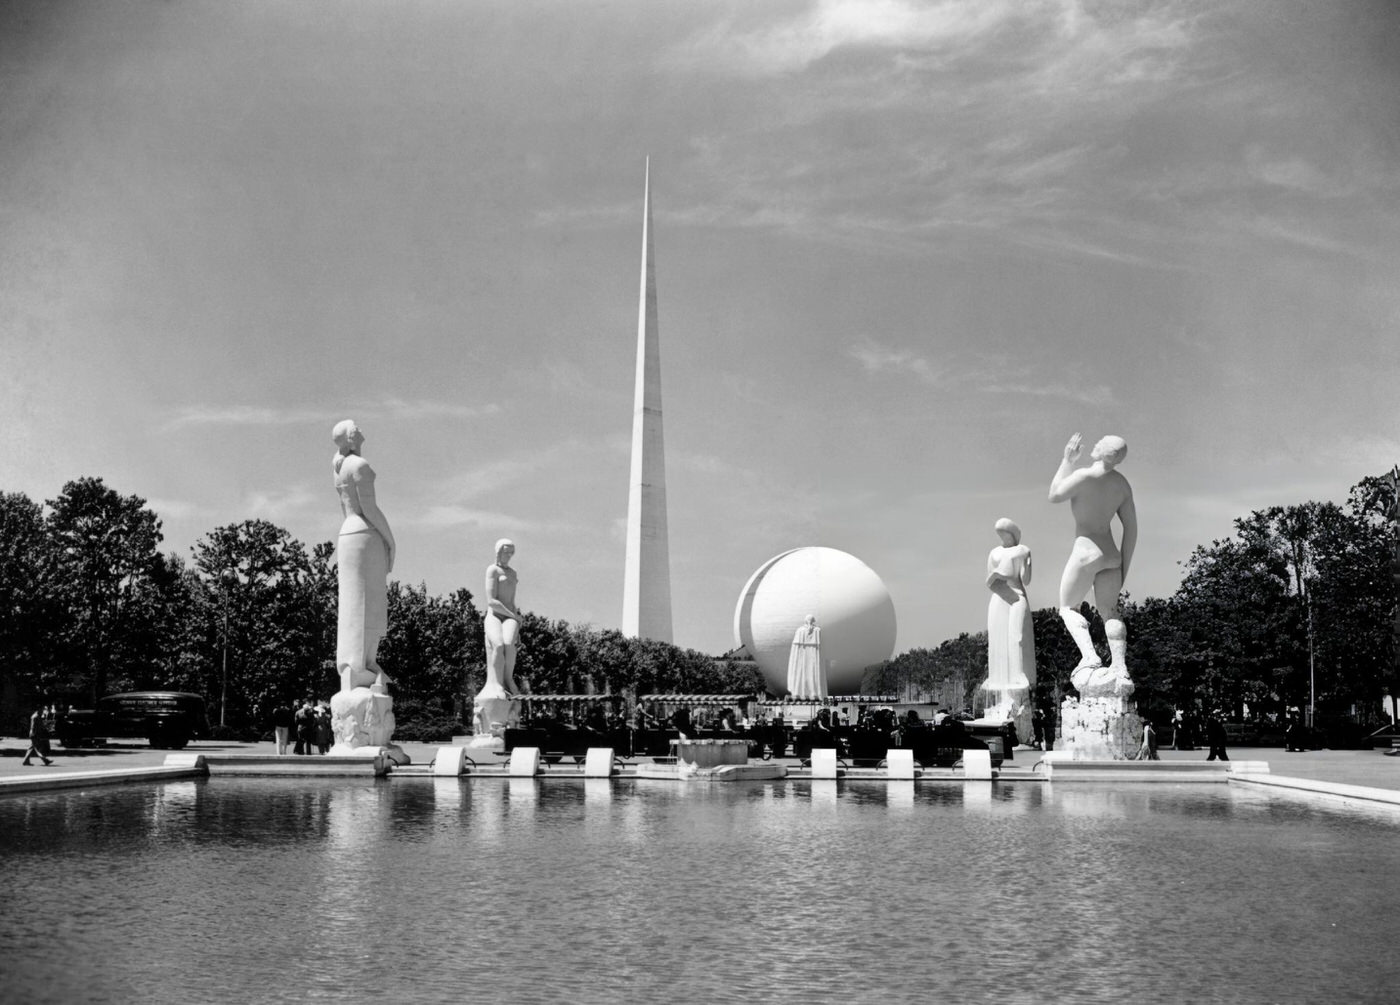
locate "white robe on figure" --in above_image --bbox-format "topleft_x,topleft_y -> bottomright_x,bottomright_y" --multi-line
786,622 -> 825,699
986,545 -> 1035,692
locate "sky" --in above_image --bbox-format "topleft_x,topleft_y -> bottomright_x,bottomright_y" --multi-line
2,0 -> 1398,658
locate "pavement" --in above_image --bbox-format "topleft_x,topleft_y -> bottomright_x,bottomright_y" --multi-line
6,735 -> 1400,796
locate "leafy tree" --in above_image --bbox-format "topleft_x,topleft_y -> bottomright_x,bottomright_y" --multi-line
45,478 -> 166,703
191,519 -> 322,727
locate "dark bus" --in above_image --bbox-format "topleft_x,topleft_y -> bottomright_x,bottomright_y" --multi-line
57,691 -> 208,750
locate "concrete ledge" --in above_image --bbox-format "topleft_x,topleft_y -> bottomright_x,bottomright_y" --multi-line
201,755 -> 389,777
1230,772 -> 1400,807
0,764 -> 205,794
1041,758 -> 1268,782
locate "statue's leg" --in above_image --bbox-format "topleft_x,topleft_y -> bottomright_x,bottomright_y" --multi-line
1095,569 -> 1129,676
501,618 -> 520,694
484,614 -> 505,690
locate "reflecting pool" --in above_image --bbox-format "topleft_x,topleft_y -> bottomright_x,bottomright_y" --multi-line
3,779 -> 1398,1004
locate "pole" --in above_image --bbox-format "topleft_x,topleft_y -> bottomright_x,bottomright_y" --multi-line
220,584 -> 229,727
1307,601 -> 1315,730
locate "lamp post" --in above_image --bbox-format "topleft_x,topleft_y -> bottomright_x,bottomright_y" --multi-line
219,568 -> 236,727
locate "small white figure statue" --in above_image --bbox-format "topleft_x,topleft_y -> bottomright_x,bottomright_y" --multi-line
474,539 -> 523,739
1048,432 -> 1137,697
786,614 -> 826,699
985,517 -> 1036,712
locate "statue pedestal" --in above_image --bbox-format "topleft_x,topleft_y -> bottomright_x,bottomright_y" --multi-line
981,686 -> 1031,746
472,690 -> 520,741
329,687 -> 409,765
1059,694 -> 1137,760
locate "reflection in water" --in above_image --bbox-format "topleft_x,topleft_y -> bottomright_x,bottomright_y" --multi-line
2,780 -> 1399,1003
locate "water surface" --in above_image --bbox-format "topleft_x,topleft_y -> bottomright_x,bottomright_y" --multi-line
2,779 -> 1397,1004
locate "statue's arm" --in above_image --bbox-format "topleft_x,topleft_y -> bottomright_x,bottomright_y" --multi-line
985,550 -> 1003,589
354,466 -> 396,573
484,565 -> 520,620
1048,433 -> 1084,502
1118,490 -> 1138,584
1021,550 -> 1033,589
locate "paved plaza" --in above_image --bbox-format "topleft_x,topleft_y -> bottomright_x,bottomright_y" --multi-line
5,735 -> 1400,799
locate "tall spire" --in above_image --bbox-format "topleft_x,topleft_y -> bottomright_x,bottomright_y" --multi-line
622,157 -> 674,643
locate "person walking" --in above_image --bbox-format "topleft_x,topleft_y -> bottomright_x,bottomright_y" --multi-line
22,706 -> 54,766
315,705 -> 333,754
1205,712 -> 1229,761
272,703 -> 294,755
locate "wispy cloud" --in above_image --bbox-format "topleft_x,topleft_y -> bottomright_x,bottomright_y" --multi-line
245,486 -> 319,523
848,339 -> 945,385
848,338 -> 1118,406
166,400 -> 500,429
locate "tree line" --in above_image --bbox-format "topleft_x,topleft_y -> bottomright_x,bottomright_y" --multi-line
3,471 -> 1396,739
0,476 -> 762,738
864,471 -> 1400,733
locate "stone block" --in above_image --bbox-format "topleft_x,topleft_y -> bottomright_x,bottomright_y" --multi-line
432,746 -> 470,776
508,746 -> 541,777
963,748 -> 993,780
583,747 -> 616,777
885,748 -> 915,779
810,747 -> 839,779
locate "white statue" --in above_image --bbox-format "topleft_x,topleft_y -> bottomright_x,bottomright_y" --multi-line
332,419 -> 395,693
786,614 -> 826,699
328,419 -> 404,760
473,539 -> 522,740
985,518 -> 1036,711
1048,433 -> 1137,697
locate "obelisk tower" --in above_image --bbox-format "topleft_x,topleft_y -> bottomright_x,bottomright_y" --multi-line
622,158 -> 674,643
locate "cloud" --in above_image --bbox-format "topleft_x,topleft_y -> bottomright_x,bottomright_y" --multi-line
848,339 -> 945,385
146,496 -> 202,521
672,0 -> 1024,78
245,486 -> 319,523
166,400 -> 499,429
415,505 -> 539,532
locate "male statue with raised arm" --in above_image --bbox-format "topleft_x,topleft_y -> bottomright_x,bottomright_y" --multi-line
1048,433 -> 1137,697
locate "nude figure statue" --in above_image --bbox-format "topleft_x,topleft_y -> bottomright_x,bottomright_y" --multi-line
1048,433 -> 1137,696
332,419 -> 396,694
483,538 -> 521,698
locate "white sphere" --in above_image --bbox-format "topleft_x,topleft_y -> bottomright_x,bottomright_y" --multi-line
733,547 -> 897,697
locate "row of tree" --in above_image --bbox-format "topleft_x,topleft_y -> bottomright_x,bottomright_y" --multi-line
3,470 -> 1396,738
864,472 -> 1400,729
0,477 -> 761,737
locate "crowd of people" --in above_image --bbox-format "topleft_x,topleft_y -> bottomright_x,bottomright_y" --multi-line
269,700 -> 334,755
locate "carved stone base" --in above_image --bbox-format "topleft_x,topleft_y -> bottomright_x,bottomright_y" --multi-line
1059,694 -> 1138,760
330,686 -> 407,764
981,686 -> 1031,746
472,693 -> 520,739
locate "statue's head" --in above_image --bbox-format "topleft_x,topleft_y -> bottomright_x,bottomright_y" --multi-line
1091,435 -> 1127,467
332,419 -> 363,453
804,614 -> 816,627
993,517 -> 1021,545
495,538 -> 515,565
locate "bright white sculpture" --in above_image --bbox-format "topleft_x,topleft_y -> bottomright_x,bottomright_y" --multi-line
328,420 -> 405,761
474,538 -> 522,741
1048,433 -> 1137,698
734,547 -> 896,696
786,615 -> 826,699
983,518 -> 1035,727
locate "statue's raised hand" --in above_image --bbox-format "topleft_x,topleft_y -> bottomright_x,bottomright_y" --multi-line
1063,433 -> 1083,462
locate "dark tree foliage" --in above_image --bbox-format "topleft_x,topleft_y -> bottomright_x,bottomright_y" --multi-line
4,467 -> 1398,738
45,478 -> 167,703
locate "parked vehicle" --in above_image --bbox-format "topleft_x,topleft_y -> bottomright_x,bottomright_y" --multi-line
57,691 -> 208,750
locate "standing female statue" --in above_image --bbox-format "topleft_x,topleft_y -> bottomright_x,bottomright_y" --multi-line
985,518 -> 1035,699
786,614 -> 825,699
332,419 -> 396,694
482,539 -> 521,698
